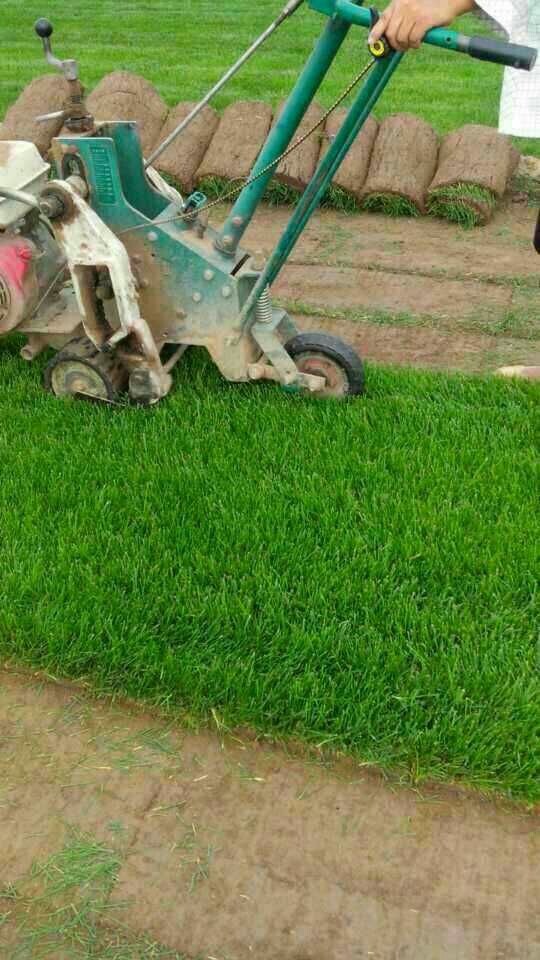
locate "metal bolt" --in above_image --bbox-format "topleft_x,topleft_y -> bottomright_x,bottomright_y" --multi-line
232,216 -> 243,227
147,231 -> 158,242
40,196 -> 64,219
222,235 -> 233,247
192,292 -> 202,303
203,269 -> 215,281
221,285 -> 232,299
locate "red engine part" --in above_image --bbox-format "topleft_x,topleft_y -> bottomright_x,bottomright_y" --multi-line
0,238 -> 37,334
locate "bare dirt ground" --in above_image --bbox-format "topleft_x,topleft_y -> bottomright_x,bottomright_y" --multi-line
240,201 -> 540,373
1,668 -> 538,960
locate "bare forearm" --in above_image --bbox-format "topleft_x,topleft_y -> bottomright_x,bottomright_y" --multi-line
449,0 -> 477,16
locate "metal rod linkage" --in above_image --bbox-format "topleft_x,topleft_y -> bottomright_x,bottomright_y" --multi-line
0,186 -> 40,211
145,0 -> 305,168
238,53 -> 402,330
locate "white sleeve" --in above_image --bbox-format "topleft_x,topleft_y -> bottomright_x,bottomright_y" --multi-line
473,0 -> 540,138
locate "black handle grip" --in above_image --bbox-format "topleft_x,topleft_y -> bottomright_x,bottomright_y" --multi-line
34,18 -> 53,39
468,35 -> 537,71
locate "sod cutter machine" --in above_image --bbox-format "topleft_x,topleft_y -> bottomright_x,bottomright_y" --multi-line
0,1 -> 536,402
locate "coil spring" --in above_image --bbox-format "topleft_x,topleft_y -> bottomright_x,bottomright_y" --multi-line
255,287 -> 273,324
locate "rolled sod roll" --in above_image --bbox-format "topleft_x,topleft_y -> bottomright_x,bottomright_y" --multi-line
154,102 -> 219,195
87,72 -> 168,155
0,75 -> 67,156
362,113 -> 440,216
428,124 -> 520,226
196,101 -> 273,189
273,100 -> 325,193
320,111 -> 378,205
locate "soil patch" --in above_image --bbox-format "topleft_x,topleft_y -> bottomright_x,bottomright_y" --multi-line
0,669 -> 538,960
275,262 -> 512,321
295,311 -> 540,373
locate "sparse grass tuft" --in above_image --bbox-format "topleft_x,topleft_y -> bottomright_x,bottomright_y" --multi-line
1,831 -> 189,958
197,176 -> 236,203
265,179 -> 301,207
322,185 -> 360,214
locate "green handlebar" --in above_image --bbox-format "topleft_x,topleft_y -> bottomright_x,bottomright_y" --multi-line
330,0 -> 537,71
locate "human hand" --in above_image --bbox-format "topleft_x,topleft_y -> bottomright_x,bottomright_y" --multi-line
368,0 -> 475,52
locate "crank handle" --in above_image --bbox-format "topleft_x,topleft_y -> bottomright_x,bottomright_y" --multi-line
34,18 -> 79,81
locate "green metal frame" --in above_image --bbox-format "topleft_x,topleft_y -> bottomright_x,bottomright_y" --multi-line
218,0 -> 472,268
55,0 -> 535,358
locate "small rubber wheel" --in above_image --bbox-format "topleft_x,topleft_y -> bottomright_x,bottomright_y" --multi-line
284,331 -> 365,398
43,337 -> 128,401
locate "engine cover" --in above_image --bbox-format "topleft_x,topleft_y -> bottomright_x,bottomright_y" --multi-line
0,237 -> 38,334
0,141 -> 50,228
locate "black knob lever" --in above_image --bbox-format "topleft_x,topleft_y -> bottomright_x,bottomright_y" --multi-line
33,16 -> 79,81
35,18 -> 53,39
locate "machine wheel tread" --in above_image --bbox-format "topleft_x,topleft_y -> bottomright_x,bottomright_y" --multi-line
43,336 -> 128,401
284,331 -> 365,397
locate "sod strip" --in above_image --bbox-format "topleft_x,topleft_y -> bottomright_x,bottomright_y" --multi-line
428,183 -> 497,228
0,74 -> 66,156
428,124 -> 520,225
362,113 -> 439,216
196,100 -> 273,185
274,100 -> 325,191
0,343 -> 538,802
87,72 -> 168,155
320,110 -> 378,207
154,101 -> 219,195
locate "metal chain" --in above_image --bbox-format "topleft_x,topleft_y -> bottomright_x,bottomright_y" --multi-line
119,56 -> 376,235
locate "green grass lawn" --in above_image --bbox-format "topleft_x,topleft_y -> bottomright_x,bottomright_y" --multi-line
0,341 -> 538,802
0,1 -> 538,157
0,1 -> 538,803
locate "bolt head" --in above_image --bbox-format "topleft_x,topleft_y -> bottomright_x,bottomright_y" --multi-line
222,235 -> 233,247
147,231 -> 158,242
203,269 -> 215,281
232,216 -> 243,227
192,292 -> 202,303
221,285 -> 232,299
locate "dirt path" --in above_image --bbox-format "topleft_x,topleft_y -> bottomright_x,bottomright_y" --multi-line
1,669 -> 538,960
237,202 -> 540,373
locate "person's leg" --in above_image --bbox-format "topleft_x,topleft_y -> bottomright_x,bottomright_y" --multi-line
496,209 -> 540,379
